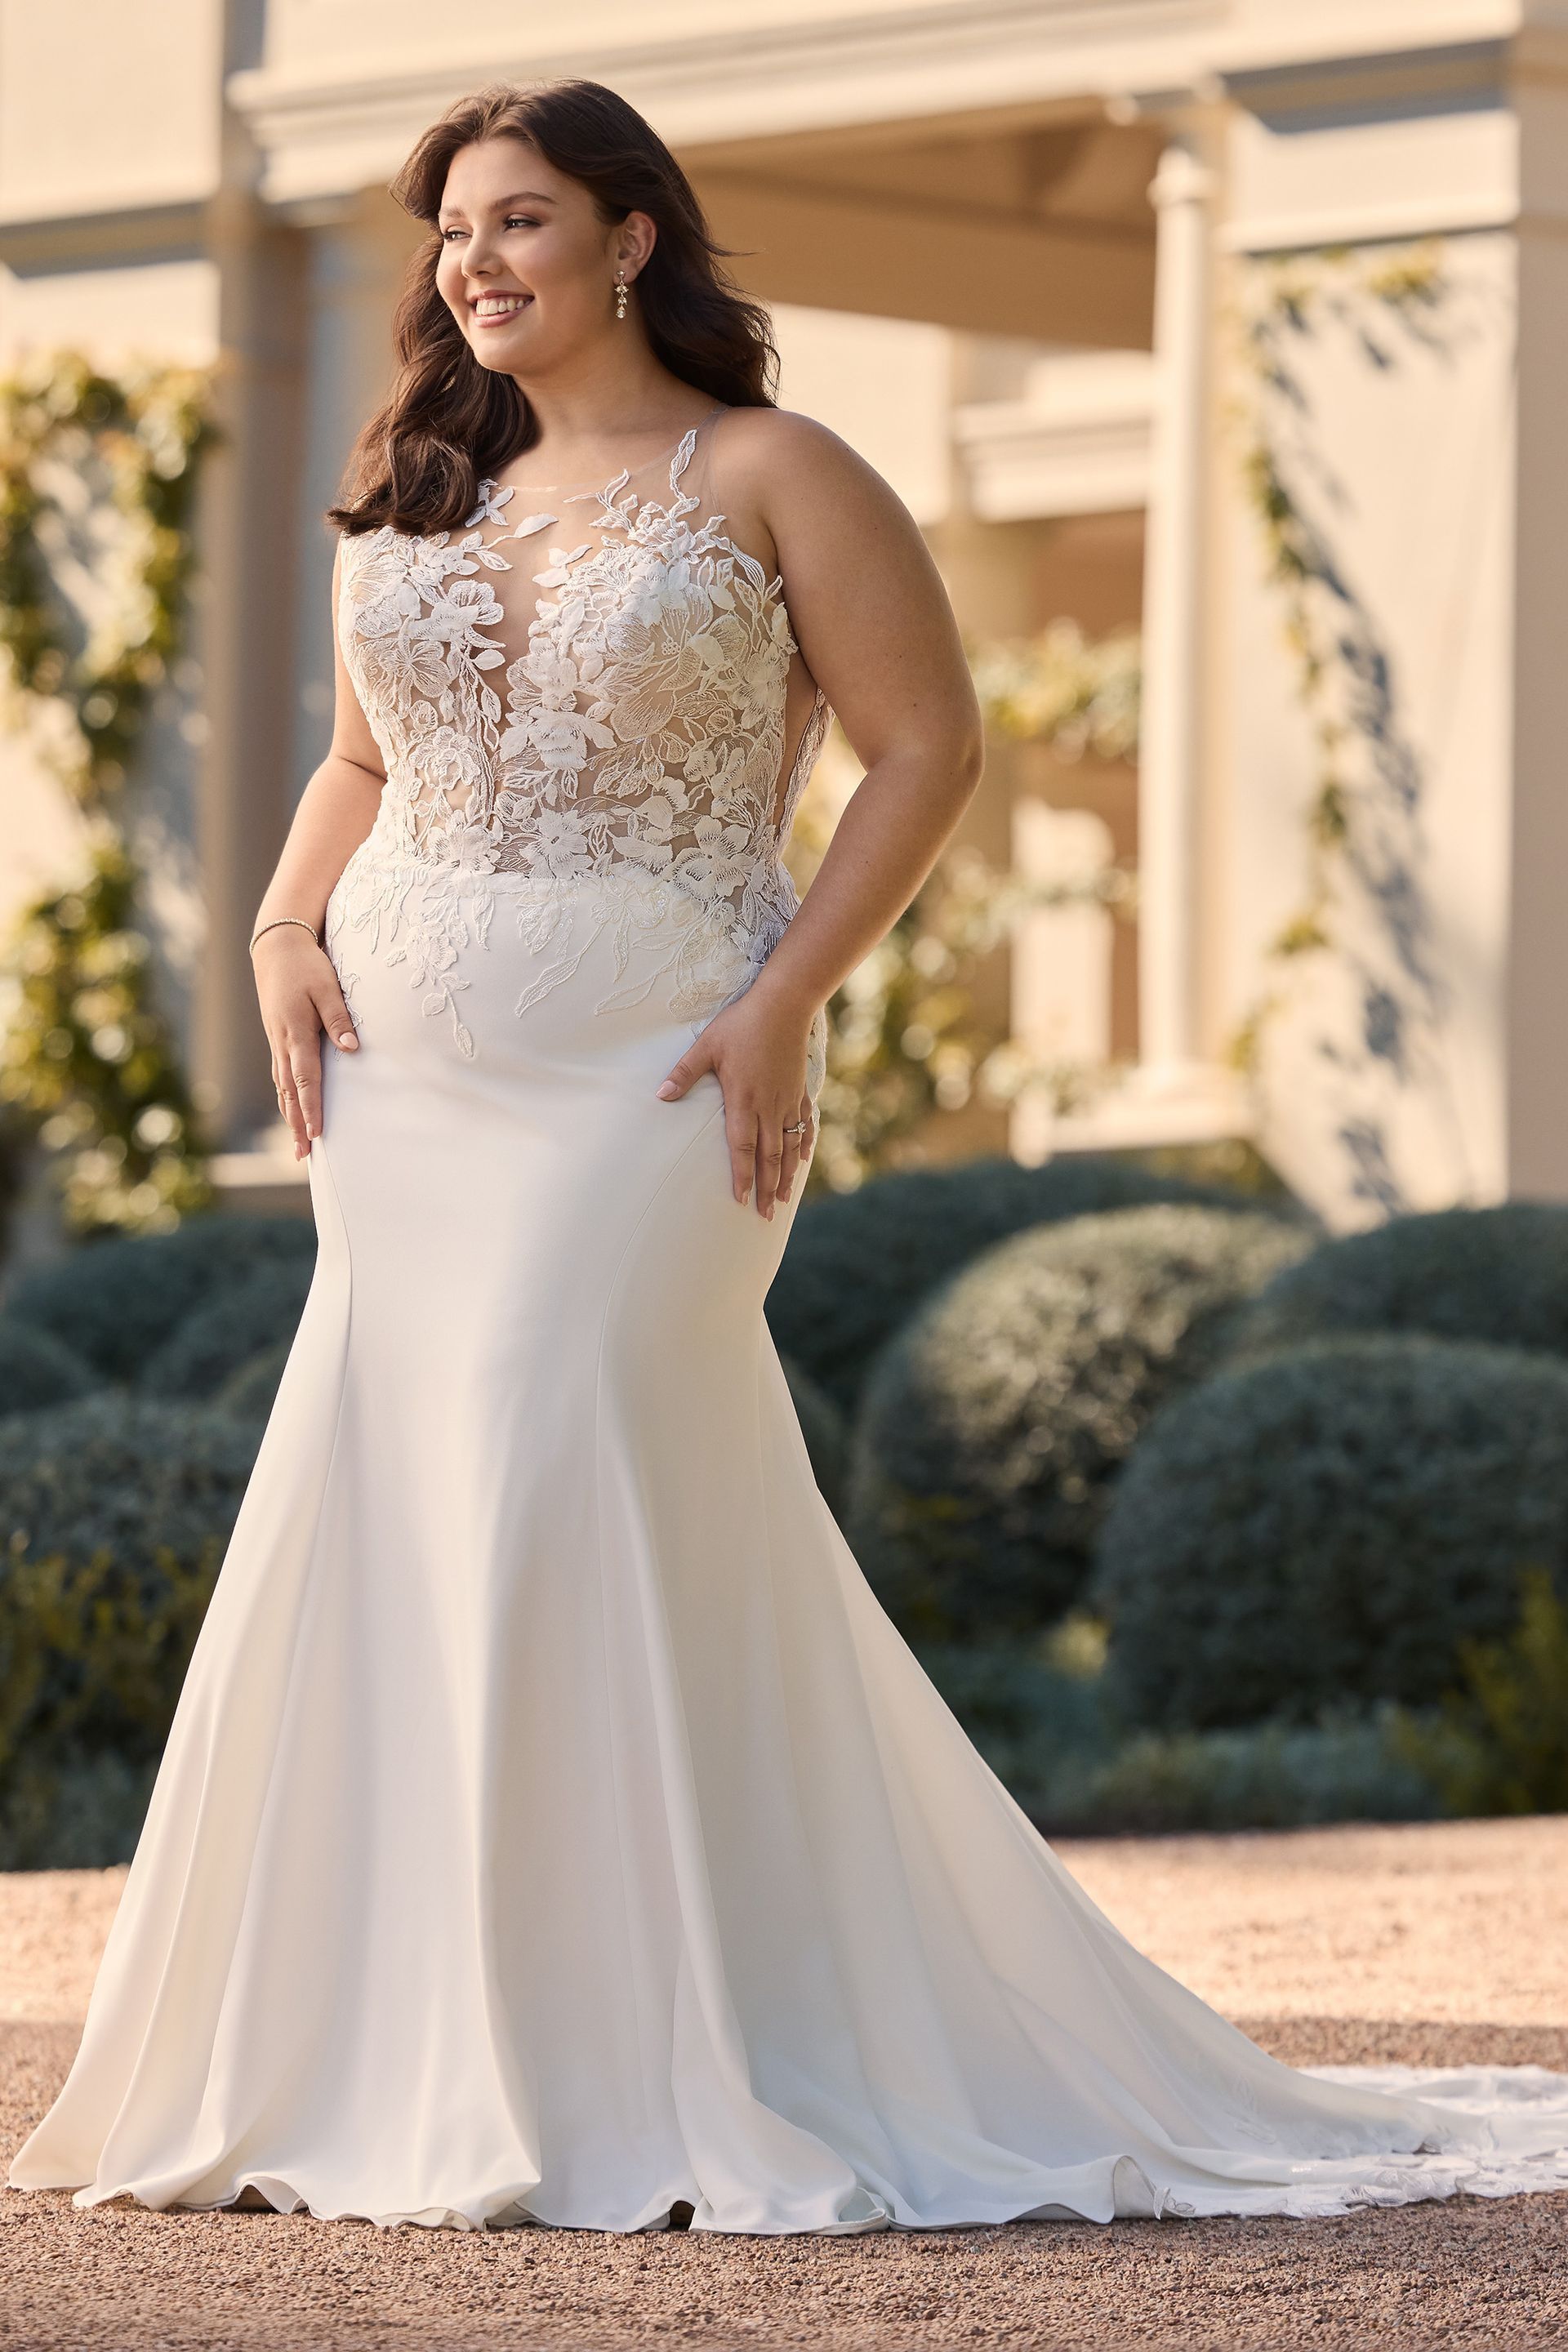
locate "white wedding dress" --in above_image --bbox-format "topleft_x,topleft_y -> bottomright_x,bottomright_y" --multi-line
10,405 -> 1568,2234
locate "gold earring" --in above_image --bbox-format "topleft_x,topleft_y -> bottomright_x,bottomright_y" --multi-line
614,268 -> 628,320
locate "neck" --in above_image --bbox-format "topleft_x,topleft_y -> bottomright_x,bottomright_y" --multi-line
506,337 -> 712,468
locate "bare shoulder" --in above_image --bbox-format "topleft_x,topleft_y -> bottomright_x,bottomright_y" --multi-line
711,404 -> 898,511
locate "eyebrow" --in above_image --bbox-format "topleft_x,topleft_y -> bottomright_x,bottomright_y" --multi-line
439,190 -> 559,220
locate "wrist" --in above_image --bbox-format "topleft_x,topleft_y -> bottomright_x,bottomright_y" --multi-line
250,915 -> 321,956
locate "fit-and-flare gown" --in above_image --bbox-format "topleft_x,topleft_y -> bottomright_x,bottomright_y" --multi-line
10,408 -> 1568,2234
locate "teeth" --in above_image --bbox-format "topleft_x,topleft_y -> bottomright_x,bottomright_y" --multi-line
475,296 -> 527,316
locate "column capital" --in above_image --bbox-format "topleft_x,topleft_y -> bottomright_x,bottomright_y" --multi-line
1149,139 -> 1215,214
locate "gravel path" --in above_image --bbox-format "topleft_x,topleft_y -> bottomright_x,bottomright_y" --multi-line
2,1817 -> 1565,2351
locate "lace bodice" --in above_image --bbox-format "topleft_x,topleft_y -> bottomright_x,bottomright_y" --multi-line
330,406 -> 832,1065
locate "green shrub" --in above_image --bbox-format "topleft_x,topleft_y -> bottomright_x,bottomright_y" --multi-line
0,1541 -> 219,1787
0,1392 -> 255,1592
1094,1335 -> 1568,1732
1037,1709 -> 1447,1837
141,1258 -> 315,1400
1230,1202 -> 1568,1365
768,1155 -> 1280,1416
0,1748 -> 158,1871
779,1355 -> 850,1516
1389,1568 -> 1568,1816
0,1321 -> 97,1418
4,1214 -> 316,1383
913,1635 -> 1443,1834
846,1205 -> 1313,1643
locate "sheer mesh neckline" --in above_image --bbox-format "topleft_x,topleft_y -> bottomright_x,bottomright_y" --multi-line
483,400 -> 728,501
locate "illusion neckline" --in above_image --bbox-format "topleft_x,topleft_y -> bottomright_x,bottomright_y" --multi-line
480,402 -> 728,502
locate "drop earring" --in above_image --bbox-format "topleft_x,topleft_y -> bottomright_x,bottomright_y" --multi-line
614,268 -> 628,320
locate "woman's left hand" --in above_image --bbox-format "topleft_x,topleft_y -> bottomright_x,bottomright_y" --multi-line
656,989 -> 816,1218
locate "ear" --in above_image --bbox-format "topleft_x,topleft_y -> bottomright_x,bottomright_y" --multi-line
619,210 -> 659,278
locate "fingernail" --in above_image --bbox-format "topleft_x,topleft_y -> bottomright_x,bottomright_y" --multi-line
656,1080 -> 679,1099
338,1033 -> 358,1049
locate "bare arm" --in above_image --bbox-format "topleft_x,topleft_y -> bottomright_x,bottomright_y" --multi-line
251,541 -> 385,1159
657,412 -> 985,1216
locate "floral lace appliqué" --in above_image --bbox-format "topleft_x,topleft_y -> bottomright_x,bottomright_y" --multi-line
327,424 -> 831,1076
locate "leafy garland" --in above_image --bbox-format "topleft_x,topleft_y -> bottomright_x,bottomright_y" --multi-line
0,351 -> 216,1233
1228,247 -> 1452,1134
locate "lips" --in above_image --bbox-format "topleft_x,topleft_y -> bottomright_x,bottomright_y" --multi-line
470,293 -> 532,328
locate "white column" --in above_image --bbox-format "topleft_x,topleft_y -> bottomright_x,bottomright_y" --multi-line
1136,133 -> 1214,1080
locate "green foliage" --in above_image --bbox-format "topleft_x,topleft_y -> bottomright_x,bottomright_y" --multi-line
1,831 -> 212,1233
1231,1203 -> 1568,1365
142,1257 -> 315,1401
848,1205 -> 1312,1644
914,1634 -> 1444,1834
0,1320 -> 95,1417
969,619 -> 1140,760
768,1153 -> 1264,1419
0,350 -> 215,808
1038,1708 -> 1447,1838
6,1213 -> 316,1383
1094,1335 -> 1568,1732
0,1391 -> 256,1593
0,349 -> 216,1232
0,1539 -> 218,1778
1389,1569 -> 1568,1816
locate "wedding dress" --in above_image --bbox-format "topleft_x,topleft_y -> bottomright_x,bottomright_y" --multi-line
9,405 -> 1568,2235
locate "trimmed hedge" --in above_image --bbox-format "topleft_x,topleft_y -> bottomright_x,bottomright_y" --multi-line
846,1205 -> 1312,1643
1094,1334 -> 1568,1732
142,1258 -> 315,1401
0,1391 -> 256,1591
0,1321 -> 96,1419
768,1155 -> 1279,1415
5,1214 -> 317,1383
1230,1202 -> 1568,1366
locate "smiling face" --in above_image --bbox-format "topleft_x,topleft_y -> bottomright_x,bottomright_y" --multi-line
434,136 -> 647,376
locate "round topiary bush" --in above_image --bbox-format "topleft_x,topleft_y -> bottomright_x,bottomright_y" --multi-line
768,1155 -> 1284,1416
141,1257 -> 316,1400
1229,1202 -> 1568,1366
0,1391 -> 257,1590
845,1204 -> 1313,1643
0,1321 -> 98,1419
1093,1334 -> 1568,1733
4,1214 -> 317,1383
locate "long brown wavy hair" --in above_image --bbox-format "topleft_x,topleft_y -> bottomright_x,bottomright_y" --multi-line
327,79 -> 778,539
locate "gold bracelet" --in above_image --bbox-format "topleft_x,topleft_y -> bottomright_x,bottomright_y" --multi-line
249,915 -> 319,954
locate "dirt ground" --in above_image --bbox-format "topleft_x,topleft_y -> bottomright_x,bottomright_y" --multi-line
2,1815 -> 1565,2352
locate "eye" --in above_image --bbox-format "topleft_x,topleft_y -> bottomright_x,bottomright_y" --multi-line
503,214 -> 542,230
440,226 -> 466,242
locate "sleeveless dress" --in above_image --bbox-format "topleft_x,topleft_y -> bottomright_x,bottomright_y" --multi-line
8,406 -> 1568,2235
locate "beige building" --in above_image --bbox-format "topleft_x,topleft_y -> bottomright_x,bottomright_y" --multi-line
2,0 -> 1566,1226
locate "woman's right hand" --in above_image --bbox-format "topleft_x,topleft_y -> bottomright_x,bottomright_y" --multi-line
252,928 -> 359,1159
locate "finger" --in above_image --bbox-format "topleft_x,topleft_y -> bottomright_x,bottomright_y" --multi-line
777,1118 -> 804,1205
274,1062 -> 307,1159
287,1037 -> 323,1147
657,1040 -> 712,1101
727,1107 -> 759,1206
313,978 -> 359,1053
754,1129 -> 786,1220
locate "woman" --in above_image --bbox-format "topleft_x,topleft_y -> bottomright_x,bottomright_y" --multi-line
9,79 -> 1566,2236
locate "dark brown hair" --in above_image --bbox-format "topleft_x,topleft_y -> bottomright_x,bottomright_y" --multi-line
327,79 -> 777,537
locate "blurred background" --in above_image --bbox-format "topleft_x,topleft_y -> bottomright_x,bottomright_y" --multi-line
0,2 -> 1566,1868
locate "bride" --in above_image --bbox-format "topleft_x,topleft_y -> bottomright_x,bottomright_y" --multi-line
9,77 -> 1566,2236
